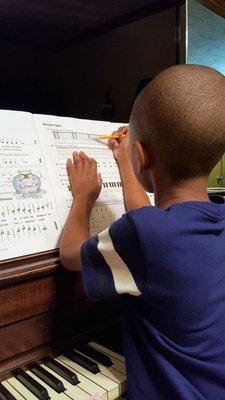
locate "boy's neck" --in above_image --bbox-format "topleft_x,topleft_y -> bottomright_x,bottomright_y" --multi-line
153,176 -> 210,209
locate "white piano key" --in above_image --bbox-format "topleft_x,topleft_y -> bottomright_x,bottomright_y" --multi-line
41,360 -> 102,400
58,356 -> 119,400
75,350 -> 126,395
87,344 -> 126,374
26,370 -> 70,400
88,343 -> 125,363
1,381 -> 25,400
46,359 -> 108,400
41,360 -> 107,400
7,377 -> 39,400
99,357 -> 126,376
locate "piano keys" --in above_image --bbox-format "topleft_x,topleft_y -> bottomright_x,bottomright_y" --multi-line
28,362 -> 66,393
43,358 -> 80,386
65,352 -> 100,374
0,243 -> 124,400
0,342 -> 127,400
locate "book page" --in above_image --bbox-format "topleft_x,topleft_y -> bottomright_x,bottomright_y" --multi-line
34,114 -> 127,235
0,110 -> 61,261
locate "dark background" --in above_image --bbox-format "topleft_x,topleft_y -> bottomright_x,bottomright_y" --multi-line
0,0 -> 184,121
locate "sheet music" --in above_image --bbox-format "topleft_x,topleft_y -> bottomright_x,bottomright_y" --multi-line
0,111 -> 61,260
34,115 -> 126,235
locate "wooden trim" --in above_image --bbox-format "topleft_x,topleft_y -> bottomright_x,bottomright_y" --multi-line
0,298 -> 121,373
0,318 -> 120,381
0,271 -> 86,327
197,0 -> 225,18
0,251 -> 60,287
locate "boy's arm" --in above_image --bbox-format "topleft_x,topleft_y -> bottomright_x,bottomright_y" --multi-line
118,152 -> 150,211
60,151 -> 102,271
60,144 -> 148,299
109,127 -> 150,211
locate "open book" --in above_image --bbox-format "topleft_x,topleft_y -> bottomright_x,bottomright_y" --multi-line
0,110 -> 154,261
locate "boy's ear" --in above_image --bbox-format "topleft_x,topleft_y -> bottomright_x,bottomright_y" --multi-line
133,141 -> 151,172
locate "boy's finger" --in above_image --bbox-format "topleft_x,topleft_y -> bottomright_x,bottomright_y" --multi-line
67,158 -> 76,176
118,126 -> 127,132
66,160 -> 72,182
67,158 -> 72,171
117,126 -> 127,136
108,139 -> 119,150
97,173 -> 102,187
66,159 -> 74,191
79,151 -> 90,171
89,158 -> 97,173
73,151 -> 78,165
73,151 -> 83,170
108,139 -> 113,149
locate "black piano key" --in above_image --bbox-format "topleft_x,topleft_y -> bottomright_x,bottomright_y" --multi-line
77,344 -> 113,367
43,356 -> 80,385
65,351 -> 100,374
0,384 -> 16,400
29,362 -> 65,393
13,368 -> 49,400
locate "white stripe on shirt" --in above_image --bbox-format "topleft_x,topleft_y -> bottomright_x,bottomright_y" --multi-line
97,227 -> 141,296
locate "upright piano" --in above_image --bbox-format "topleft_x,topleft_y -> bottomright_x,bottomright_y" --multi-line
0,252 -> 126,399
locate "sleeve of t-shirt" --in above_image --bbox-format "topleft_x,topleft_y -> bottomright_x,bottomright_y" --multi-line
81,213 -> 147,301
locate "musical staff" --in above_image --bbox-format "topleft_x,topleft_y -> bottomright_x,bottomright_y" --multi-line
35,116 -> 126,235
53,140 -> 124,207
0,111 -> 62,260
0,221 -> 59,242
0,200 -> 53,219
52,130 -> 107,149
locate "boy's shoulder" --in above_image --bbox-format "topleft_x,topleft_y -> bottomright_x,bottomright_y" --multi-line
128,201 -> 225,220
125,201 -> 225,239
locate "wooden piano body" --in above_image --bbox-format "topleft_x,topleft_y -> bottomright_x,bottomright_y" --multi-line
0,251 -> 125,399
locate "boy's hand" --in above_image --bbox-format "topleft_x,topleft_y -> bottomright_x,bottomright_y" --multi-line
67,151 -> 102,206
108,126 -> 129,163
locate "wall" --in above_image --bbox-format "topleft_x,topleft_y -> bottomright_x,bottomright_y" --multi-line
0,7 -> 177,120
0,42 -> 66,115
187,0 -> 225,187
187,0 -> 225,74
52,7 -> 177,121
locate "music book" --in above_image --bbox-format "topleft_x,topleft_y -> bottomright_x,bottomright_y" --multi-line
0,110 -> 154,262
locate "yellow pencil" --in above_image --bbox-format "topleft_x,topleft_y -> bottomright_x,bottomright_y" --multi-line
95,134 -> 126,140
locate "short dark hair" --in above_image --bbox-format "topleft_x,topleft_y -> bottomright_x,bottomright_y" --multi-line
130,65 -> 225,179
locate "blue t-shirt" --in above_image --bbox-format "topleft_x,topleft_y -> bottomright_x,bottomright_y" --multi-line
81,201 -> 225,400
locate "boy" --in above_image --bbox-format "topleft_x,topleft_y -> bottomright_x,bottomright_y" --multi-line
60,65 -> 225,400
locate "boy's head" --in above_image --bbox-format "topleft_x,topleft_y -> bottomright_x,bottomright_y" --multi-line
129,65 -> 225,192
